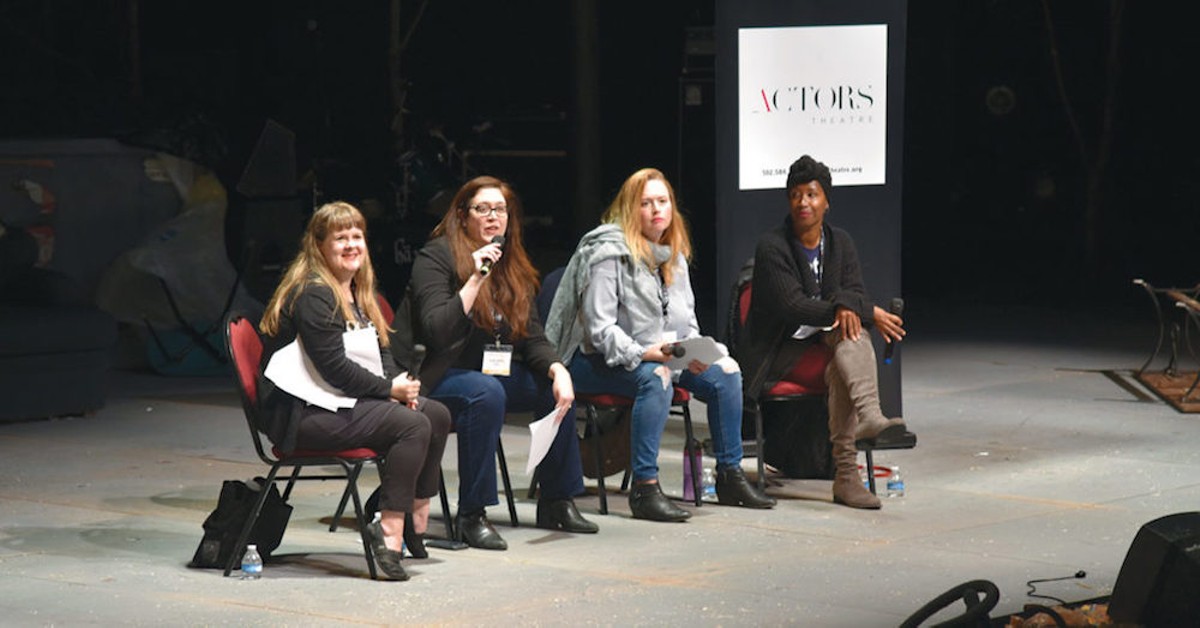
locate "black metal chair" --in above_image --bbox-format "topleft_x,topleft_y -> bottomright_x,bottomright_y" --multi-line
224,313 -> 381,579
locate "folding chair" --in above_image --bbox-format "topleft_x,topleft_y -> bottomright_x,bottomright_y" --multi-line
224,313 -> 382,579
575,388 -> 701,514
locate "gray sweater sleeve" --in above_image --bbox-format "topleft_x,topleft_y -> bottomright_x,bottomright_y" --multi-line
582,257 -> 647,370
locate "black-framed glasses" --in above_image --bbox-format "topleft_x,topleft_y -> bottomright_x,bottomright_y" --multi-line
468,203 -> 508,217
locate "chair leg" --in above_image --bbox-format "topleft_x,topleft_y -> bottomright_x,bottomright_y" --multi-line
282,466 -> 303,501
496,438 -> 518,527
678,402 -> 701,507
753,401 -> 766,492
863,446 -> 877,495
526,467 -> 539,500
438,469 -> 455,539
328,462 -> 365,532
224,466 -> 283,577
341,460 -> 377,580
582,402 -> 609,515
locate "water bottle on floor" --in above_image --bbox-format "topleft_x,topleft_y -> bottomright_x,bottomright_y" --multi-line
241,544 -> 263,579
886,465 -> 905,498
701,467 -> 718,502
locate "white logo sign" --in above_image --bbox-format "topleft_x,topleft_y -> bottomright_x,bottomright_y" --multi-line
738,24 -> 888,190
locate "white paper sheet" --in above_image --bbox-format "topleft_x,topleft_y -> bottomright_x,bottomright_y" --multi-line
525,406 -> 568,475
343,326 -> 384,376
263,328 -> 384,412
663,335 -> 727,370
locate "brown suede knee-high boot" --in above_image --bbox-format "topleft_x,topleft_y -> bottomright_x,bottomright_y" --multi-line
826,338 -> 882,509
826,333 -> 904,440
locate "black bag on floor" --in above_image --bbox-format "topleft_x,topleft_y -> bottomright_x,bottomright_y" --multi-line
189,477 -> 292,569
761,397 -> 834,480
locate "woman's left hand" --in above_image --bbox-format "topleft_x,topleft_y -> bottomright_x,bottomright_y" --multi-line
872,305 -> 906,345
687,359 -> 707,375
391,373 -> 421,408
549,363 -> 574,424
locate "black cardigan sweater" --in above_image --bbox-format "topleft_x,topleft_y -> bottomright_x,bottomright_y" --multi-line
398,236 -> 559,394
741,218 -> 874,396
257,282 -> 402,453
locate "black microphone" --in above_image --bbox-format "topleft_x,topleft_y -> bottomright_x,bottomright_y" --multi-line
883,297 -> 904,365
479,235 -> 505,276
663,343 -> 686,358
407,343 -> 426,381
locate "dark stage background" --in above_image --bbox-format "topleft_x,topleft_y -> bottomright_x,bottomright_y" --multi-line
2,0 -> 1197,325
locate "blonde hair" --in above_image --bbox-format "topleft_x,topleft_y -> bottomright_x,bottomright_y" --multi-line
430,176 -> 540,338
601,167 -> 692,286
260,201 -> 391,345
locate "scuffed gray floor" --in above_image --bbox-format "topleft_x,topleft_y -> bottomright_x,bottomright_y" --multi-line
2,302 -> 1195,626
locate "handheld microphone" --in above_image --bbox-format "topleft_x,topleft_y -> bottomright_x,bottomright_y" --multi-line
407,343 -> 426,381
883,297 -> 904,365
479,235 -> 505,276
664,343 -> 686,358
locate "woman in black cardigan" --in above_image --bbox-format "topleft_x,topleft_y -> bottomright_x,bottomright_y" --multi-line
405,176 -> 596,551
741,156 -> 906,510
258,201 -> 450,580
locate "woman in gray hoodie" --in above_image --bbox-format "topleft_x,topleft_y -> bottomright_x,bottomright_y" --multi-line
546,168 -> 775,522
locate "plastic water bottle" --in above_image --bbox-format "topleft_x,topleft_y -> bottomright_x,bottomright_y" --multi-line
701,467 -> 718,502
886,465 -> 905,498
240,544 -> 263,579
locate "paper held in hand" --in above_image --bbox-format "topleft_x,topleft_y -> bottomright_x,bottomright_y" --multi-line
663,336 -> 727,370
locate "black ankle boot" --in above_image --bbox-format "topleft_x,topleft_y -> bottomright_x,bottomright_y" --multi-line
366,519 -> 410,581
403,511 -> 427,559
536,499 -> 599,533
628,482 -> 691,522
715,465 -> 776,509
455,510 -> 507,550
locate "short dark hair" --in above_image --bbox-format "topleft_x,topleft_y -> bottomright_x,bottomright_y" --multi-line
785,155 -> 832,200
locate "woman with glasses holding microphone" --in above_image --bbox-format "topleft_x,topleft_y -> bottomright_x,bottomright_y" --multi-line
399,175 -> 597,550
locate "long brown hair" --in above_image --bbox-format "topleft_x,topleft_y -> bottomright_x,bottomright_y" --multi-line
260,201 -> 391,345
431,176 -> 540,338
602,167 -> 692,286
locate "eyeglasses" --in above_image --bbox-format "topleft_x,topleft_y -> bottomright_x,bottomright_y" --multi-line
468,204 -> 508,217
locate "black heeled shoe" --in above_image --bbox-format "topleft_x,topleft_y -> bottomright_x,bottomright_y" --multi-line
455,510 -> 508,550
403,511 -> 427,559
536,499 -> 599,533
715,465 -> 776,509
628,482 -> 691,522
366,519 -> 410,581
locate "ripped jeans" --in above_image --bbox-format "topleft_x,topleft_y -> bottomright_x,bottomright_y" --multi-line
568,349 -> 745,482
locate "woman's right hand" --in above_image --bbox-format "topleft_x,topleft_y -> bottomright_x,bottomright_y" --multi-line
470,240 -> 504,276
641,343 -> 673,363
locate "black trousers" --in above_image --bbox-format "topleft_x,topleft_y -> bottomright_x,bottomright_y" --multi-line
295,397 -> 450,512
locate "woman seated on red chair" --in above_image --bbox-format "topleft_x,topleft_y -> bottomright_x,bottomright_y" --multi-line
740,155 -> 906,510
258,201 -> 450,581
546,167 -> 775,522
403,175 -> 597,551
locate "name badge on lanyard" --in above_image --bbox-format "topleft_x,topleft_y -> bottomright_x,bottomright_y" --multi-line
482,344 -> 514,376
481,311 -> 513,376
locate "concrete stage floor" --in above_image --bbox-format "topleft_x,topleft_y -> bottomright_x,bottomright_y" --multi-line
2,301 -> 1197,626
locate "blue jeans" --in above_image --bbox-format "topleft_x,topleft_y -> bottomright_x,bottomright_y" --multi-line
568,350 -> 744,482
430,363 -> 584,513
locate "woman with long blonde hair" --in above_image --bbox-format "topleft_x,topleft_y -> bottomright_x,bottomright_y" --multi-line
258,201 -> 450,580
546,168 -> 775,522
402,176 -> 596,550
